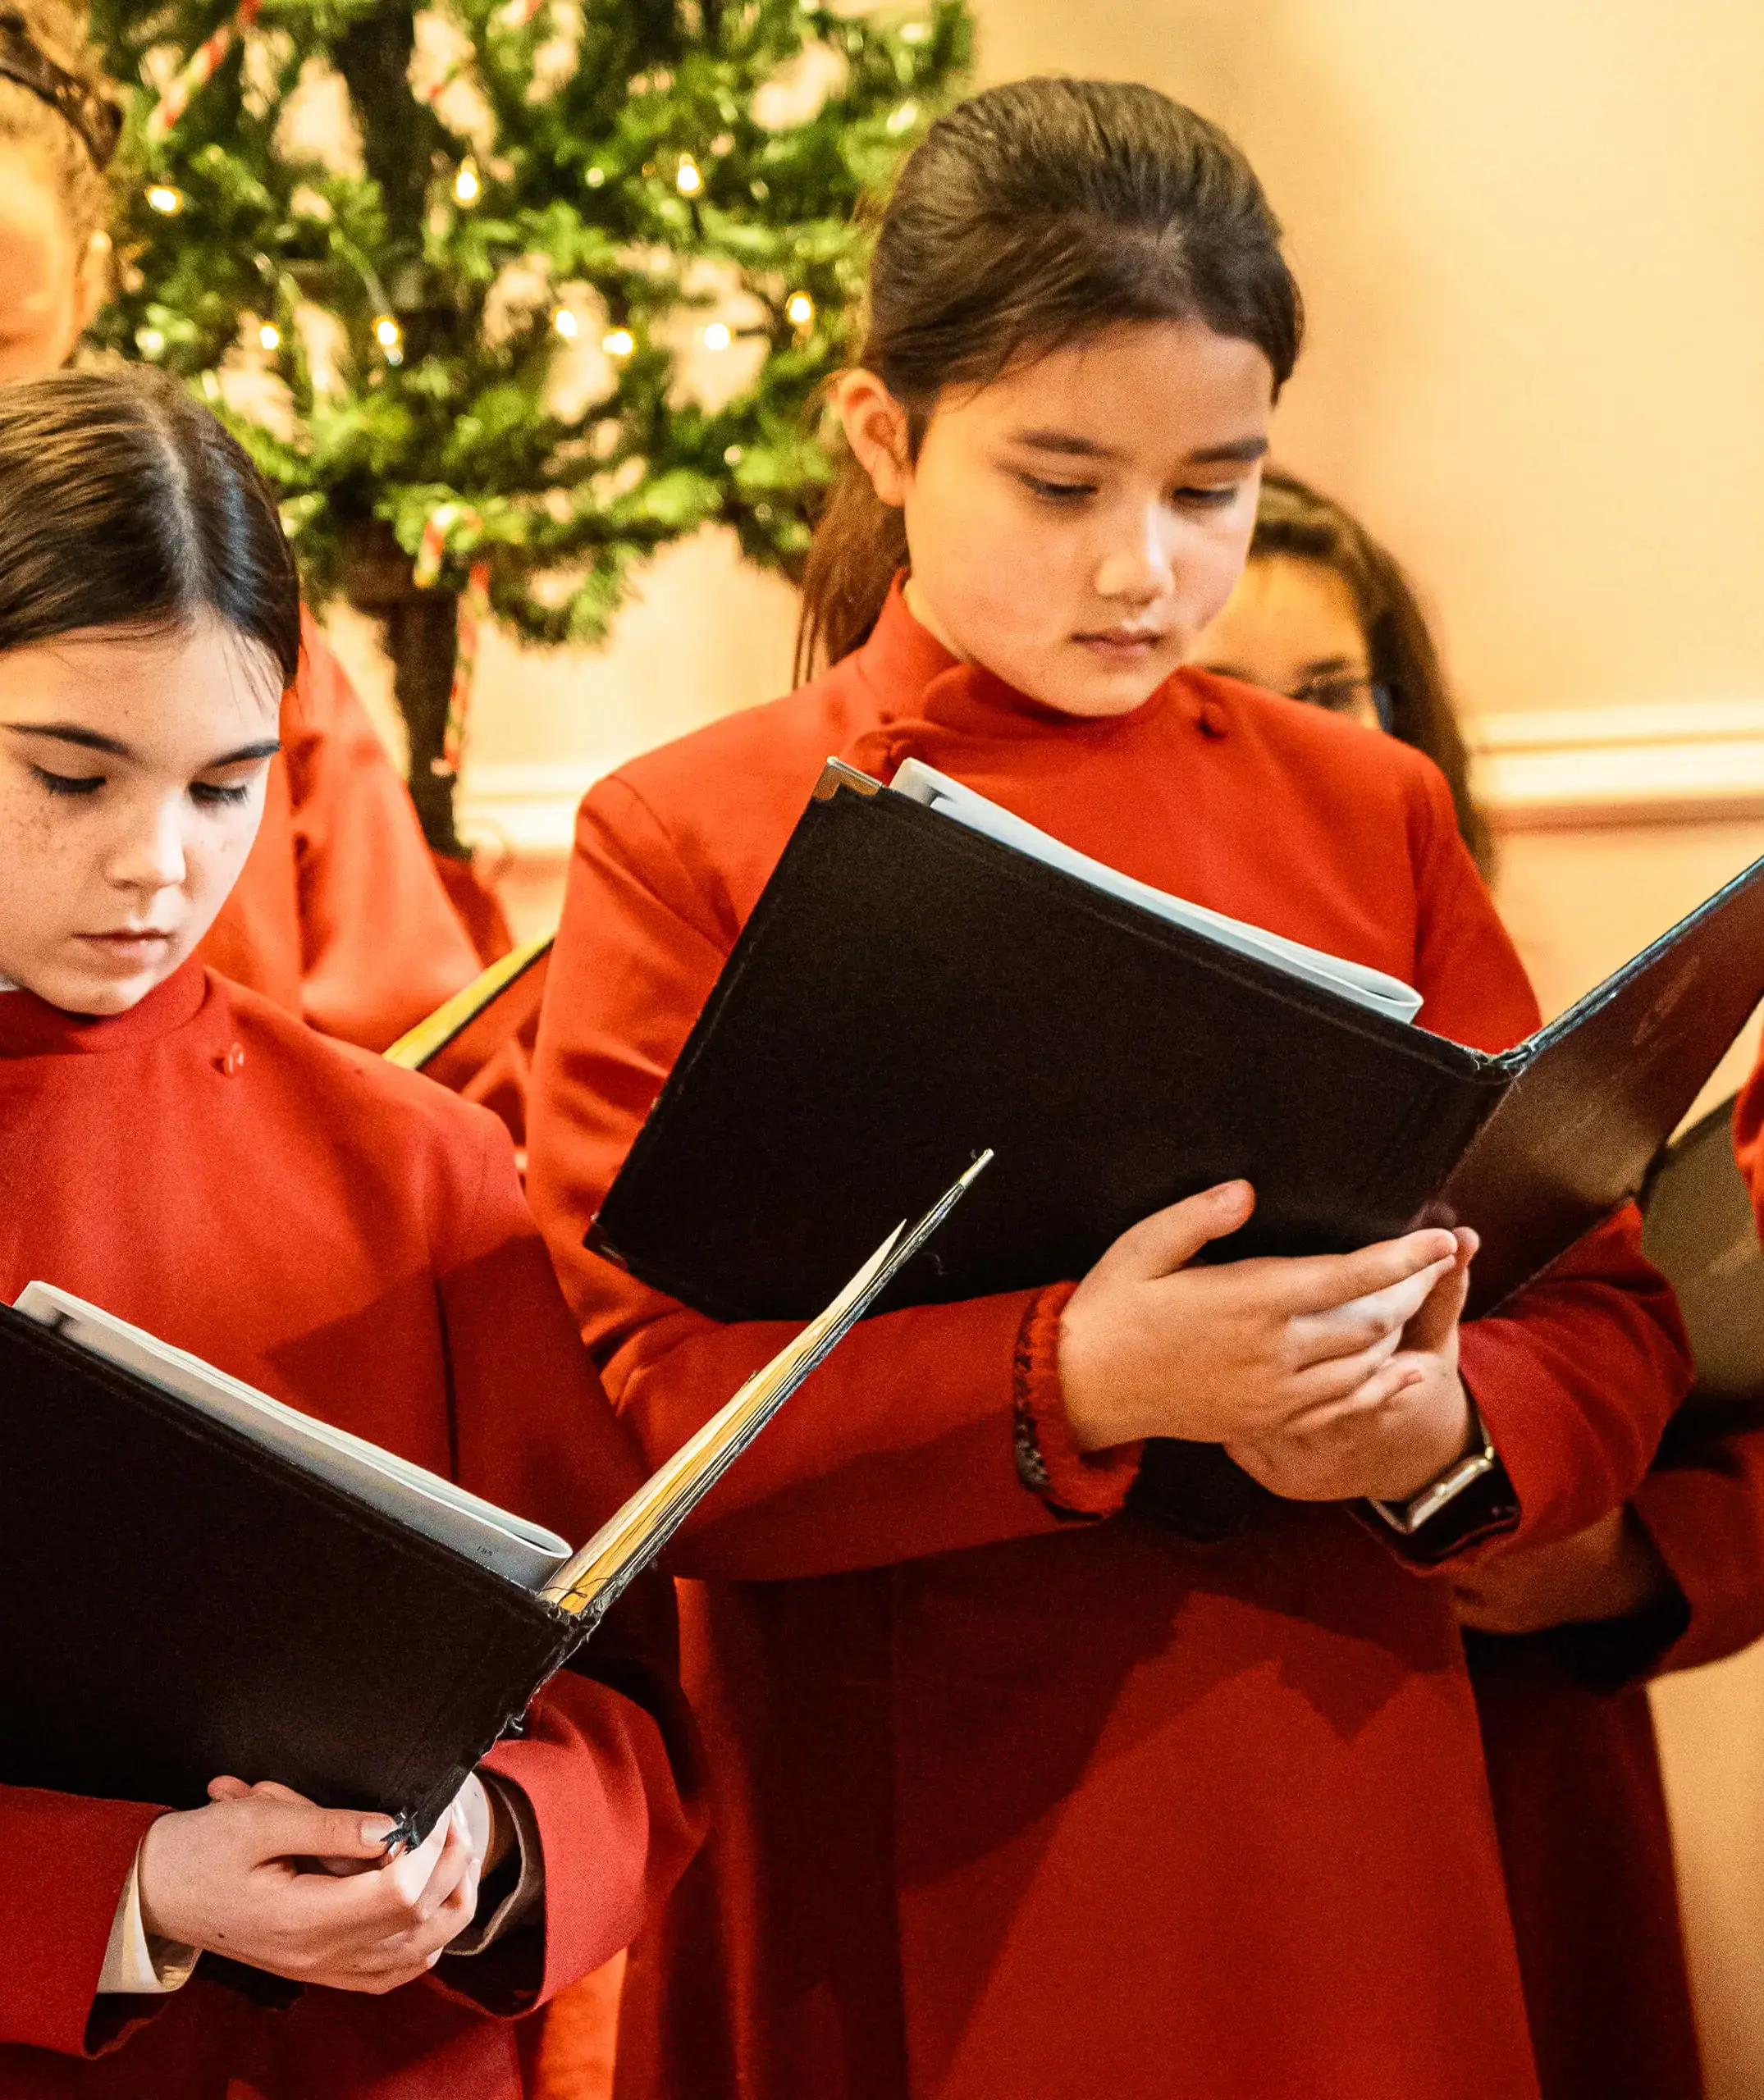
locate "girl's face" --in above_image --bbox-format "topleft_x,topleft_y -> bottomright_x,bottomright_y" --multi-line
840,318 -> 1275,718
1192,554 -> 1382,729
0,143 -> 106,383
0,619 -> 282,1016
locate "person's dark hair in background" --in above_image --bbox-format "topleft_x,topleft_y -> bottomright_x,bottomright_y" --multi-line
1199,467 -> 1493,878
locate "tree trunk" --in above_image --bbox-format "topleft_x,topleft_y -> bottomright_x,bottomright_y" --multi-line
340,531 -> 464,857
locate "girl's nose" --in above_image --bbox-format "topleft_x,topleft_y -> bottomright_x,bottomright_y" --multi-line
1093,512 -> 1174,603
106,801 -> 188,899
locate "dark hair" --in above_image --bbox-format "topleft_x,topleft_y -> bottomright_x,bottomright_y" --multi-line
1249,468 -> 1492,876
795,78 -> 1303,678
0,368 -> 303,687
0,3 -> 116,247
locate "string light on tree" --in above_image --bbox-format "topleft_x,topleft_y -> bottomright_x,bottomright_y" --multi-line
886,100 -> 919,135
145,184 -> 183,215
675,155 -> 702,197
373,313 -> 404,365
703,321 -> 732,350
453,157 -> 482,207
553,306 -> 579,340
785,290 -> 815,330
601,326 -> 635,358
258,322 -> 281,350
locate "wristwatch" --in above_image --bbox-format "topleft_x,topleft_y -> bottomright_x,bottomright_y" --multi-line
1368,1400 -> 1499,1536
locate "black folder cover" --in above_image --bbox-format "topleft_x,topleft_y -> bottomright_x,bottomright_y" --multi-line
591,764 -> 1764,1328
0,1305 -> 584,1845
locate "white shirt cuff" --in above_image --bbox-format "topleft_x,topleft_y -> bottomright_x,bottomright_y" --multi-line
98,1847 -> 200,1997
447,1771 -> 544,1956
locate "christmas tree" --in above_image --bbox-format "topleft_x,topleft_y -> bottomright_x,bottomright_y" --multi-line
88,0 -> 969,850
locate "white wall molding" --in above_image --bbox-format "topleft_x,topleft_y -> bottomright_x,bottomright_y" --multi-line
458,699 -> 1764,862
1469,699 -> 1764,831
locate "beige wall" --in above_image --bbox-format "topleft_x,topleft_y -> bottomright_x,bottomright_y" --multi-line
335,2 -> 1764,2087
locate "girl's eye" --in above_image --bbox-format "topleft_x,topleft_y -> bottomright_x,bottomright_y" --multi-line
1020,473 -> 1095,504
191,779 -> 255,809
32,765 -> 104,798
1173,484 -> 1243,510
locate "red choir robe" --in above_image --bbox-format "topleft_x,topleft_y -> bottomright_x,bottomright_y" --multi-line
525,586 -> 1691,2100
198,618 -> 482,1052
0,961 -> 702,2099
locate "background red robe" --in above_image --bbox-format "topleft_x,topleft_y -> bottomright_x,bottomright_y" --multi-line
526,587 -> 1690,2100
198,619 -> 482,1052
0,963 -> 701,2098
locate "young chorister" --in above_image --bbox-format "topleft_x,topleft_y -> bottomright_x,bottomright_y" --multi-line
0,1 -> 483,1047
0,368 -> 699,2098
525,80 -> 1691,2100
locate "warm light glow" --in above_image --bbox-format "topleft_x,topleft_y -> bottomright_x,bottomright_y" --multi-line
146,184 -> 183,216
702,320 -> 732,351
900,19 -> 929,41
724,443 -> 743,464
553,306 -> 580,340
602,327 -> 635,358
454,158 -> 482,206
136,325 -> 167,358
886,100 -> 919,135
373,313 -> 404,352
258,322 -> 281,351
785,291 -> 815,327
675,155 -> 702,196
586,166 -> 606,188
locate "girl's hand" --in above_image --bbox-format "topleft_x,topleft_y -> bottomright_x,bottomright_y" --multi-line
1226,1229 -> 1478,1503
1058,1181 -> 1461,1453
135,1778 -> 488,1993
1453,1506 -> 1674,1634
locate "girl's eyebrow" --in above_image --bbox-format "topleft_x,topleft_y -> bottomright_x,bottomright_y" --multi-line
1010,430 -> 1271,466
3,723 -> 282,767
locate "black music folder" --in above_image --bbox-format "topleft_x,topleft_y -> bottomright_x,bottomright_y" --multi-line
591,759 -> 1764,1328
0,1162 -> 979,1842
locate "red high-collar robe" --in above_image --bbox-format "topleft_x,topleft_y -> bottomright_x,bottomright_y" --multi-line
197,619 -> 482,1052
527,588 -> 1689,2100
0,963 -> 701,2099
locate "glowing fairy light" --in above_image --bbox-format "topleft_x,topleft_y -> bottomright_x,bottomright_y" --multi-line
258,322 -> 281,351
675,155 -> 702,196
553,306 -> 579,340
785,291 -> 815,328
601,327 -> 635,358
454,158 -> 482,206
136,325 -> 167,358
703,321 -> 732,350
886,100 -> 919,135
585,165 -> 606,188
146,184 -> 183,215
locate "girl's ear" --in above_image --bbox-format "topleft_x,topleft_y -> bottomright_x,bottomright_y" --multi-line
71,231 -> 112,340
837,370 -> 913,508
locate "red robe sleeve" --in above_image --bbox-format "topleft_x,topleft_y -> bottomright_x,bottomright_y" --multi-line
528,777 -> 1089,1581
419,1110 -> 702,2015
1402,766 -> 1689,1554
202,622 -> 482,1052
0,1789 -> 166,2055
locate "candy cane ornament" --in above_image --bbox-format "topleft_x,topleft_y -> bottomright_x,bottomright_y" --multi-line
145,0 -> 261,143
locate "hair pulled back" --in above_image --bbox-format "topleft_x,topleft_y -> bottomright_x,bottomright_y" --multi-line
1251,468 -> 1492,877
797,77 -> 1303,677
0,2 -> 114,247
0,368 -> 303,688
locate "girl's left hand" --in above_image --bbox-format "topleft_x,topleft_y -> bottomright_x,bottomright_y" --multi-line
1225,1228 -> 1478,1503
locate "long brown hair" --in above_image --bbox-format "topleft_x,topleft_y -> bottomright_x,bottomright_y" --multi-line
1250,468 -> 1492,876
0,3 -> 116,248
795,79 -> 1302,682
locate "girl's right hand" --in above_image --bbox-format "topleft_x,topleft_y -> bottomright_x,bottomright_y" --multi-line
1057,1182 -> 1461,1453
135,1782 -> 483,1994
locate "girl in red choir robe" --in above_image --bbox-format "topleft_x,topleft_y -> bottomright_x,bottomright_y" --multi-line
1197,468 -> 1739,2100
526,80 -> 1691,2100
0,369 -> 700,2099
0,2 -> 482,1052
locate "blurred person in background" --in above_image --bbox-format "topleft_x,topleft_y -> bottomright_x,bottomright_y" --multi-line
0,0 -> 484,1049
1195,465 -> 1764,2100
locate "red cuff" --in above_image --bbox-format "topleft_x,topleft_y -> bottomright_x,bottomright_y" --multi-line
1012,1283 -> 1141,1520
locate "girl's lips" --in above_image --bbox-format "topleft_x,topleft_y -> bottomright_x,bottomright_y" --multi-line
76,930 -> 175,966
1074,630 -> 1167,659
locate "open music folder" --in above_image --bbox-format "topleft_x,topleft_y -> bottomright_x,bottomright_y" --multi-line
588,758 -> 1764,1327
0,1157 -> 985,1844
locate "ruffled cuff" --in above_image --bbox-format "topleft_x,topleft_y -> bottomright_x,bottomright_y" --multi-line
1012,1282 -> 1141,1520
